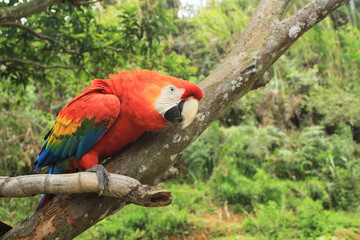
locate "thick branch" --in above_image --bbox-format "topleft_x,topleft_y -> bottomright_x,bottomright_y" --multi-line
0,173 -> 172,207
2,0 -> 349,238
0,0 -> 103,23
0,0 -> 61,23
0,58 -> 75,69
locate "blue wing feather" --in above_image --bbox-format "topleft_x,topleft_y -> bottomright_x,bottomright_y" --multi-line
68,137 -> 78,158
75,127 -> 106,160
62,136 -> 75,158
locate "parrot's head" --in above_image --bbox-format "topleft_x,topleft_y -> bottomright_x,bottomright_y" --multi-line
111,70 -> 203,130
153,77 -> 203,129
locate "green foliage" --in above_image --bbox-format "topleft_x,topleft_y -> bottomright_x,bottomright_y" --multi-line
0,0 -> 197,101
308,86 -> 360,128
212,170 -> 292,213
185,122 -> 360,212
182,123 -> 226,181
326,165 -> 360,210
172,0 -> 255,77
242,198 -> 360,239
0,196 -> 41,225
183,123 -> 289,181
88,205 -> 188,240
0,86 -> 54,176
242,201 -> 298,239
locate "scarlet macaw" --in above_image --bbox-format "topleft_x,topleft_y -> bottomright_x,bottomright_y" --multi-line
34,70 -> 203,209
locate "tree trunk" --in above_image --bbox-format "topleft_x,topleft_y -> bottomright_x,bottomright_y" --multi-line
2,0 -> 349,238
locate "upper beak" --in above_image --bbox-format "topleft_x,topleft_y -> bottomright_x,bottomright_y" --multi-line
163,97 -> 199,129
180,97 -> 199,129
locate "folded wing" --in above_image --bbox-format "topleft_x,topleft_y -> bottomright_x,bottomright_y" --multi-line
34,92 -> 120,170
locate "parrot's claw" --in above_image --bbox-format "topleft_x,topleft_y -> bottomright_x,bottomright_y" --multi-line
86,164 -> 110,195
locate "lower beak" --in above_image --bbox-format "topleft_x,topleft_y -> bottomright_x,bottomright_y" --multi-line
163,97 -> 199,129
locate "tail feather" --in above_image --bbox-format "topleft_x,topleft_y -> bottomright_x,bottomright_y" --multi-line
36,164 -> 59,211
36,194 -> 54,211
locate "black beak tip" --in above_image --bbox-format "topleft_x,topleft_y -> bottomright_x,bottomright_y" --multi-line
164,104 -> 183,123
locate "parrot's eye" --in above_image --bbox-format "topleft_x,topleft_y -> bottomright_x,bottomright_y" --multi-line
169,86 -> 176,93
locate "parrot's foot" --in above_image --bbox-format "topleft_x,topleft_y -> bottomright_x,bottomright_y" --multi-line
86,165 -> 110,195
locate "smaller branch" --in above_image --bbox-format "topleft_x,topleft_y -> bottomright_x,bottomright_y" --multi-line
280,0 -> 349,41
0,22 -> 79,54
0,22 -> 54,42
0,22 -> 123,55
104,46 -> 123,52
251,73 -> 270,90
274,0 -> 294,20
256,0 -> 349,74
0,172 -> 172,207
74,0 -> 102,5
0,58 -> 75,69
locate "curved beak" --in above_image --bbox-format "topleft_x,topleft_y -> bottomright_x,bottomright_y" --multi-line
163,97 -> 199,129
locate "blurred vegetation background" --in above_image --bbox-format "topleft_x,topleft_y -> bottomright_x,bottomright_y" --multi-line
0,0 -> 359,239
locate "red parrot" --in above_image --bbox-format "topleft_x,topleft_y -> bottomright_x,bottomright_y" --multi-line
34,70 -> 203,209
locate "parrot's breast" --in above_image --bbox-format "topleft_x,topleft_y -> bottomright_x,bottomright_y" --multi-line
89,116 -> 144,159
87,105 -> 167,159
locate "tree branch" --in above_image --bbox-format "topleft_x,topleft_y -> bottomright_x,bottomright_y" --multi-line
258,0 -> 349,67
0,0 -> 61,23
0,22 -> 123,55
0,22 -> 80,54
2,0 -> 349,238
0,0 -> 104,23
0,173 -> 172,207
0,58 -> 75,69
74,0 -> 102,5
104,46 -> 123,52
0,22 -> 54,42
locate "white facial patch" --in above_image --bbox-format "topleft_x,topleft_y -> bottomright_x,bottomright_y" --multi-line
155,85 -> 185,116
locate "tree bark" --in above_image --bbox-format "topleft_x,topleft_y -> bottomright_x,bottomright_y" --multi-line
0,0 -> 101,23
2,0 -> 349,238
